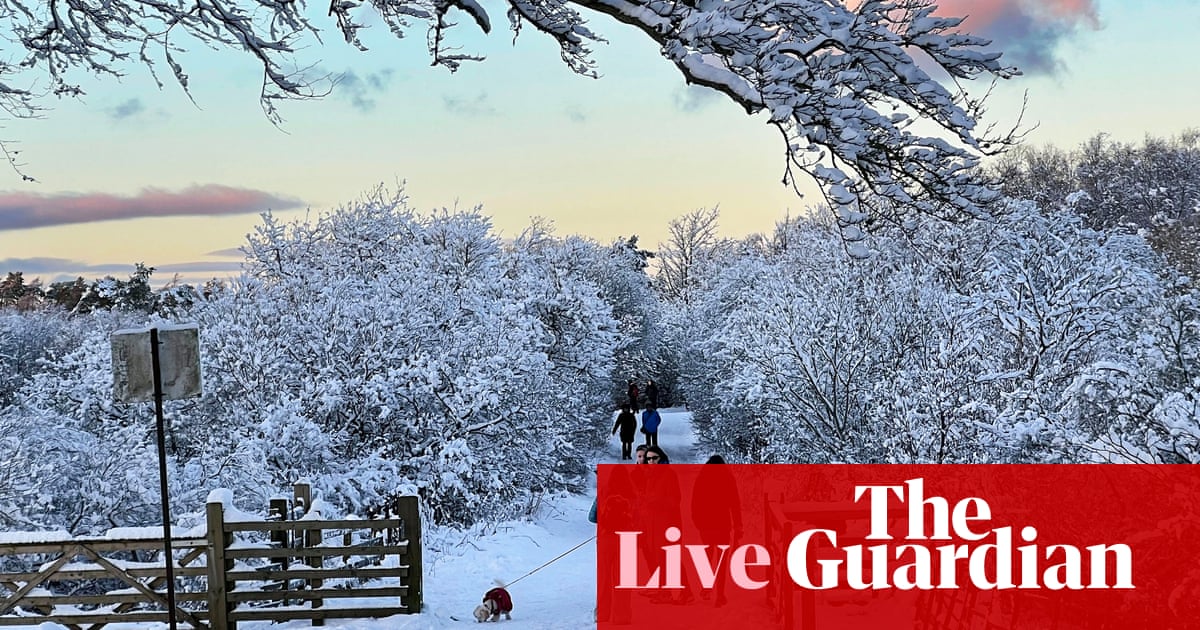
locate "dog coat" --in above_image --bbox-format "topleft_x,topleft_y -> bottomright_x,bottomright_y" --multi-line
484,587 -> 513,613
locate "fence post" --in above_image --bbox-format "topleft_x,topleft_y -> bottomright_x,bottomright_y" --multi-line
294,483 -> 323,626
268,498 -> 289,571
394,496 -> 422,613
206,500 -> 232,630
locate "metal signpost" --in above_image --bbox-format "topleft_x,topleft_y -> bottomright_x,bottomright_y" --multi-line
111,324 -> 203,630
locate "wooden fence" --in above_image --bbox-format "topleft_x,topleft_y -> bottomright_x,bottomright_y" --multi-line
0,487 -> 421,629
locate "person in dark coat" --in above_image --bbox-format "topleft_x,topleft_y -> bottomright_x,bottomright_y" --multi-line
690,454 -> 743,607
593,466 -> 634,623
611,404 -> 639,460
627,380 -> 640,413
645,379 -> 659,408
638,445 -> 693,603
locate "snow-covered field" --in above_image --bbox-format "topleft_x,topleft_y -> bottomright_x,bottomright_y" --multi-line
7,408 -> 700,630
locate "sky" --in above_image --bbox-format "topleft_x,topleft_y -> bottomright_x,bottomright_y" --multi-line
0,0 -> 1198,287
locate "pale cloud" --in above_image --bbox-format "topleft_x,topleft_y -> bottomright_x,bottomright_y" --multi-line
336,69 -> 398,112
0,185 -> 305,231
109,98 -> 146,120
1,257 -> 244,286
1,257 -> 135,277
673,84 -> 722,113
157,261 -> 245,273
205,247 -> 245,258
442,92 -> 497,117
565,105 -> 588,124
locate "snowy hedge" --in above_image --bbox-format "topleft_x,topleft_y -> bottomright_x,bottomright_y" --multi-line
675,202 -> 1200,465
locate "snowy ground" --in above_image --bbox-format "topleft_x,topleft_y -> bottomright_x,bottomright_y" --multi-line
8,408 -> 700,630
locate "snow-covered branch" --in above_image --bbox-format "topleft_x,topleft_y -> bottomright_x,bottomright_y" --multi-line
1,0 -> 1018,223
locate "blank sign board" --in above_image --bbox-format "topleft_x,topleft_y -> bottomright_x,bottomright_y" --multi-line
111,324 -> 203,403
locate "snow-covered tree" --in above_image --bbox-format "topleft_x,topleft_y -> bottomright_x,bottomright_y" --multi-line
675,200 -> 1184,465
655,207 -> 733,305
1057,266 -> 1200,465
508,227 -> 659,410
1,312 -> 167,533
992,130 -> 1200,276
184,187 -> 624,524
896,202 -> 1168,462
0,186 -> 638,530
1075,132 -> 1200,230
673,215 -> 886,461
0,309 -> 82,408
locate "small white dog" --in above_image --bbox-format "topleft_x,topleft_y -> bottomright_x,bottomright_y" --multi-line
472,598 -> 494,623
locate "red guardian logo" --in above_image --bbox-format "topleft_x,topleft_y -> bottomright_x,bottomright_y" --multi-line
595,465 -> 1200,629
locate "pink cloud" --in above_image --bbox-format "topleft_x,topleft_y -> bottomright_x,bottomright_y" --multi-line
0,185 -> 304,231
936,0 -> 1099,26
933,0 -> 1101,74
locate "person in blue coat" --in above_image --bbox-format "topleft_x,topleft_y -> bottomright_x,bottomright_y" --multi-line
640,406 -> 661,447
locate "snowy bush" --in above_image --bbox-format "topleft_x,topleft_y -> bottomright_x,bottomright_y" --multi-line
183,187 -> 624,525
677,202 -> 1194,464
2,187 -> 636,530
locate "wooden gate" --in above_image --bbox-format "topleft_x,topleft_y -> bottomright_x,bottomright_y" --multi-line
0,492 -> 421,629
0,533 -> 211,628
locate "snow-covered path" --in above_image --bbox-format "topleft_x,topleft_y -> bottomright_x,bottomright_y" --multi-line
312,407 -> 705,629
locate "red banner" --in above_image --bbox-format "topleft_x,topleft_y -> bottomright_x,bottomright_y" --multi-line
595,465 -> 1200,629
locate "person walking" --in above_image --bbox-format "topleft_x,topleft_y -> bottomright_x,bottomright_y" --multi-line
645,379 -> 659,408
690,455 -> 742,607
640,405 -> 662,448
592,466 -> 633,624
627,380 -> 640,414
611,404 -> 639,460
639,445 -> 693,603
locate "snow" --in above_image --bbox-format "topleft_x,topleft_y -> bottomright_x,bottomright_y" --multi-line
206,489 -> 267,523
0,530 -> 72,544
0,408 -> 699,629
112,323 -> 199,336
206,488 -> 235,505
105,527 -> 172,540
